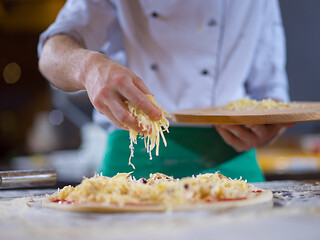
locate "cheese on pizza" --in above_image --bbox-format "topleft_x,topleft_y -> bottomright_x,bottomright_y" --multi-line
125,95 -> 171,169
47,172 -> 256,208
223,97 -> 290,110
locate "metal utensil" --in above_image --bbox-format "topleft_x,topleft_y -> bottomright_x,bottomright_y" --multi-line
0,169 -> 57,189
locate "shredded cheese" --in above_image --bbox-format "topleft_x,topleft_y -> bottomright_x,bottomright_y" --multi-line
48,172 -> 256,208
223,97 -> 291,111
125,95 -> 171,169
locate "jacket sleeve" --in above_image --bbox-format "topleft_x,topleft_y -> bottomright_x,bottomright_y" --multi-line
246,0 -> 289,102
38,0 -> 120,57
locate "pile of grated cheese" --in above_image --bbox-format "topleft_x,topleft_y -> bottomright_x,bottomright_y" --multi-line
223,97 -> 291,111
125,94 -> 171,169
47,172 -> 255,208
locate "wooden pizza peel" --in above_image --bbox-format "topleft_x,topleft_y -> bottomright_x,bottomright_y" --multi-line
173,102 -> 320,125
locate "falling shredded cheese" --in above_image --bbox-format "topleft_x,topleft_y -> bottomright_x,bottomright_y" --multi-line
223,97 -> 291,111
47,172 -> 256,208
125,95 -> 171,169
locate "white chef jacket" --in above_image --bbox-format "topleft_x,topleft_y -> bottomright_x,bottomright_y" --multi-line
38,0 -> 289,129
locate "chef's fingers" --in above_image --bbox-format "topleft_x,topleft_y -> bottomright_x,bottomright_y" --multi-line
118,79 -> 162,121
244,124 -> 273,140
215,125 -> 253,152
217,125 -> 260,150
216,122 -> 294,152
98,106 -> 128,130
105,92 -> 146,133
132,76 -> 162,122
133,76 -> 153,95
268,125 -> 287,145
91,93 -> 126,129
245,124 -> 291,147
248,124 -> 287,146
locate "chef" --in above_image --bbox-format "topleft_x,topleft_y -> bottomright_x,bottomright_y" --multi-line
38,0 -> 291,182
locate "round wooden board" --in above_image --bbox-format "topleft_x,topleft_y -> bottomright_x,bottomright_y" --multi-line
42,190 -> 273,213
173,102 -> 320,125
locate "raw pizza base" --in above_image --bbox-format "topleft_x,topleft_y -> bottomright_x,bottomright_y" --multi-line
42,190 -> 273,213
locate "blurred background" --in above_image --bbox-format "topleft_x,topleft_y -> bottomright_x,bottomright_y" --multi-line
0,0 -> 320,183
0,0 -> 105,184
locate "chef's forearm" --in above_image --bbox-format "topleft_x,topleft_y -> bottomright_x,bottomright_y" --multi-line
39,34 -> 96,92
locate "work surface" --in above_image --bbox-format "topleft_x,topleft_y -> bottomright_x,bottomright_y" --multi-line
1,181 -> 320,240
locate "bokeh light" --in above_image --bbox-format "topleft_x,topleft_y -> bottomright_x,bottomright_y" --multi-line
49,109 -> 64,126
3,62 -> 21,84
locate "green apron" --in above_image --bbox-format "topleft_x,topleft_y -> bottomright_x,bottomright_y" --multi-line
99,127 -> 265,182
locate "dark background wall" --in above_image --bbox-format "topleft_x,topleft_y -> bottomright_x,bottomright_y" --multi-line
280,0 -> 320,134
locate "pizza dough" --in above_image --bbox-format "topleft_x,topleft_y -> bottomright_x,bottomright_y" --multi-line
42,190 -> 272,213
42,172 -> 273,213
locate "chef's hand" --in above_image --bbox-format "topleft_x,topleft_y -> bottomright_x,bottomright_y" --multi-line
39,34 -> 162,133
83,53 -> 162,132
215,123 -> 295,152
